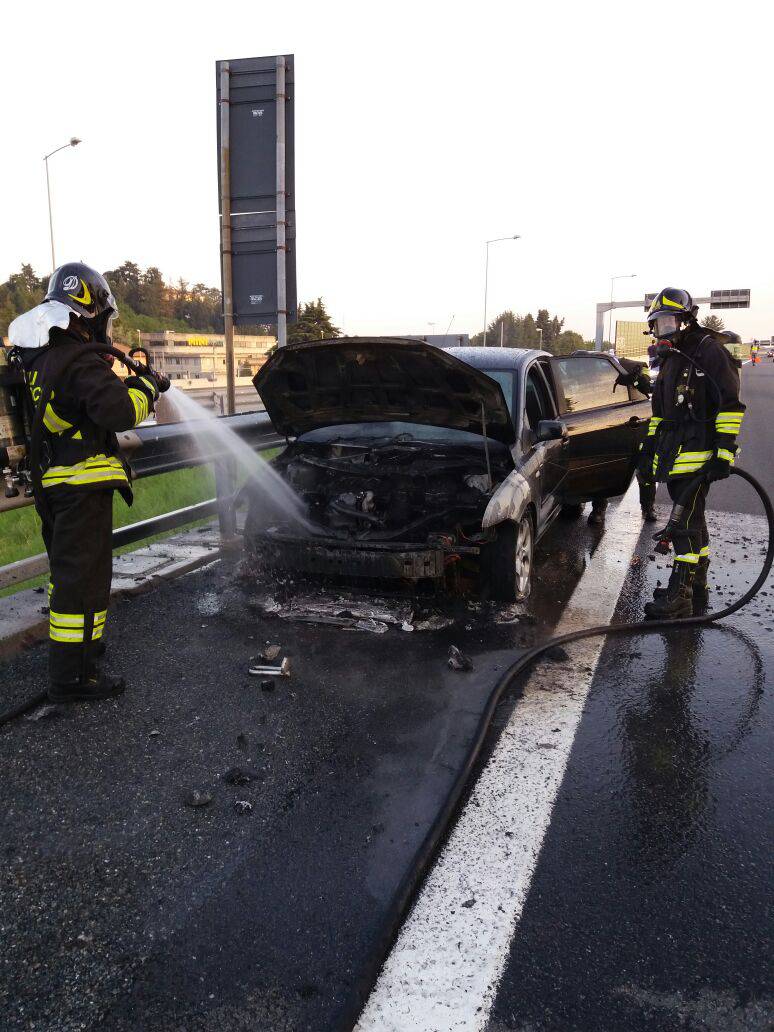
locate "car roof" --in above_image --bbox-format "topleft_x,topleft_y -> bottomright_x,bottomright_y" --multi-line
442,345 -> 549,370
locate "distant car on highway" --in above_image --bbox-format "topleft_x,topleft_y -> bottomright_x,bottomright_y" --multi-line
248,339 -> 650,601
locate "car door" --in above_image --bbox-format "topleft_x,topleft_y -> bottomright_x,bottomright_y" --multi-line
519,360 -> 568,523
549,352 -> 648,500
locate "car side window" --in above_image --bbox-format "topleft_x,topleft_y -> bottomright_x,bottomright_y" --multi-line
524,365 -> 554,431
553,354 -> 623,412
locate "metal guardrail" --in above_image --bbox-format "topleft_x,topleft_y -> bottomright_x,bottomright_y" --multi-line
0,411 -> 284,591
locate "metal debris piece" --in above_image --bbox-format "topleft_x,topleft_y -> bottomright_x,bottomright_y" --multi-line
414,614 -> 454,632
234,800 -> 253,815
448,645 -> 473,671
401,621 -> 414,632
25,704 -> 66,722
258,590 -> 415,630
494,603 -> 524,625
353,619 -> 389,634
249,656 -> 291,678
148,729 -> 161,737
184,789 -> 213,808
260,644 -> 282,661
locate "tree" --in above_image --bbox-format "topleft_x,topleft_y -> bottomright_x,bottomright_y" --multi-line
287,298 -> 341,345
547,330 -> 587,356
471,308 -> 580,350
701,314 -> 725,332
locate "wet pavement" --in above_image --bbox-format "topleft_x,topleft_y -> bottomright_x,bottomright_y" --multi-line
485,508 -> 774,1031
1,361 -> 771,1032
0,508 -> 613,1032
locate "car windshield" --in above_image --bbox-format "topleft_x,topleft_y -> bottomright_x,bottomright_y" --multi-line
297,421 -> 508,449
482,371 -> 515,416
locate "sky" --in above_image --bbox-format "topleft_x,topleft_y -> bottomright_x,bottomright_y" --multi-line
1,0 -> 771,342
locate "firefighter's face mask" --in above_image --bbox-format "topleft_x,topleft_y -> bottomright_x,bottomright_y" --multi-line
649,314 -> 681,341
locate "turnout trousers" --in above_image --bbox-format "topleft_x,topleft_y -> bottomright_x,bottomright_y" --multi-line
37,487 -> 114,685
667,478 -> 709,567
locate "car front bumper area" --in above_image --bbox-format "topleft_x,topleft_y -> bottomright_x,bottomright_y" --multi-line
256,530 -> 449,583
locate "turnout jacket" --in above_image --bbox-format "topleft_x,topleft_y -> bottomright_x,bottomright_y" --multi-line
19,327 -> 158,504
643,328 -> 745,481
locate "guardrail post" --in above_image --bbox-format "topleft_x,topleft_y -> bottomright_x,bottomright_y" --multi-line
214,457 -> 238,544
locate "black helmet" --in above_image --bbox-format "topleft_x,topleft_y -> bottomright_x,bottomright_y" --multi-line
45,262 -> 118,344
646,287 -> 695,342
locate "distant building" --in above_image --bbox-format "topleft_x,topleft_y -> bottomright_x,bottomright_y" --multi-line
138,331 -> 276,382
614,320 -> 651,360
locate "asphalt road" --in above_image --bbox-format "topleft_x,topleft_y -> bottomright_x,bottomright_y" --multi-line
1,359 -> 771,1032
486,507 -> 774,1032
0,512 -> 606,1032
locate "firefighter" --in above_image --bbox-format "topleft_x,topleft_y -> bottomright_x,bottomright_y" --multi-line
8,263 -> 169,702
637,288 -> 745,619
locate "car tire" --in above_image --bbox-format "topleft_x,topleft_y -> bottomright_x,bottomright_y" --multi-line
560,502 -> 584,519
482,512 -> 534,603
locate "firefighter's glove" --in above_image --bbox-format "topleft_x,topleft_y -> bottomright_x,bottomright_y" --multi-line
125,373 -> 160,404
705,453 -> 732,482
137,362 -> 170,394
615,369 -> 639,388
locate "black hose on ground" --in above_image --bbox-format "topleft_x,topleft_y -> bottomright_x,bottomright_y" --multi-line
336,465 -> 774,1031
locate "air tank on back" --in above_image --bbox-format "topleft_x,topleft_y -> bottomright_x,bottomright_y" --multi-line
0,346 -> 30,497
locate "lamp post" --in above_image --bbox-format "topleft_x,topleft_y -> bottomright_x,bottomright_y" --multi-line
44,137 -> 81,270
483,235 -> 520,346
608,273 -> 637,351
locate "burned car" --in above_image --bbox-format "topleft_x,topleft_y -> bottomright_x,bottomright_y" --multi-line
247,338 -> 650,601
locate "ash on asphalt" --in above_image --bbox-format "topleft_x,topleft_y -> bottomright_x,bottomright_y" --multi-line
0,511 -> 603,1032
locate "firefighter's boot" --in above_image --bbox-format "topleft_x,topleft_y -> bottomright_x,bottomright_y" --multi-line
652,557 -> 709,604
588,498 -> 607,526
644,562 -> 695,620
692,557 -> 710,607
49,670 -> 126,704
642,502 -> 658,523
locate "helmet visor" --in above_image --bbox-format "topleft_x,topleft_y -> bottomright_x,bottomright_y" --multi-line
650,314 -> 680,339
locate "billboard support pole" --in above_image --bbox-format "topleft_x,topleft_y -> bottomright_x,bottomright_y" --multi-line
276,55 -> 288,348
218,61 -> 236,415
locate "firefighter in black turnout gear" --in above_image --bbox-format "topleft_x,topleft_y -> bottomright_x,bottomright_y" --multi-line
8,263 -> 169,702
638,288 -> 745,619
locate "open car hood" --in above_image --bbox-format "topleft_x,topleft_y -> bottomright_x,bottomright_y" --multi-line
253,337 -> 516,444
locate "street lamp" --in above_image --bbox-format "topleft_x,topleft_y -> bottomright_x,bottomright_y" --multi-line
44,137 -> 81,270
483,235 -> 520,346
608,273 -> 637,350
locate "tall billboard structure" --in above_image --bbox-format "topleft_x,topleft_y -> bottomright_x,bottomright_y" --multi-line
216,54 -> 296,412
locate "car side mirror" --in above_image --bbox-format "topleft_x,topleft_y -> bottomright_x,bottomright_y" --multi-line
535,419 -> 568,443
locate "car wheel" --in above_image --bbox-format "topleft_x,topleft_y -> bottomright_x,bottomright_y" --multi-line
482,512 -> 534,603
560,502 -> 584,519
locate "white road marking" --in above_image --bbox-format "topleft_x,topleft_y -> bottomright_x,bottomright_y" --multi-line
356,483 -> 644,1032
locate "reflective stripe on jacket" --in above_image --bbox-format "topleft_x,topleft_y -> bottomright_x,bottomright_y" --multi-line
648,330 -> 745,481
19,328 -> 157,503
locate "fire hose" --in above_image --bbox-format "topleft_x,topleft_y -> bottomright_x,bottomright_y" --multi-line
335,464 -> 773,1029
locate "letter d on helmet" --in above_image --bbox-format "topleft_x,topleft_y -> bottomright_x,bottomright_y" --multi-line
45,262 -> 119,344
